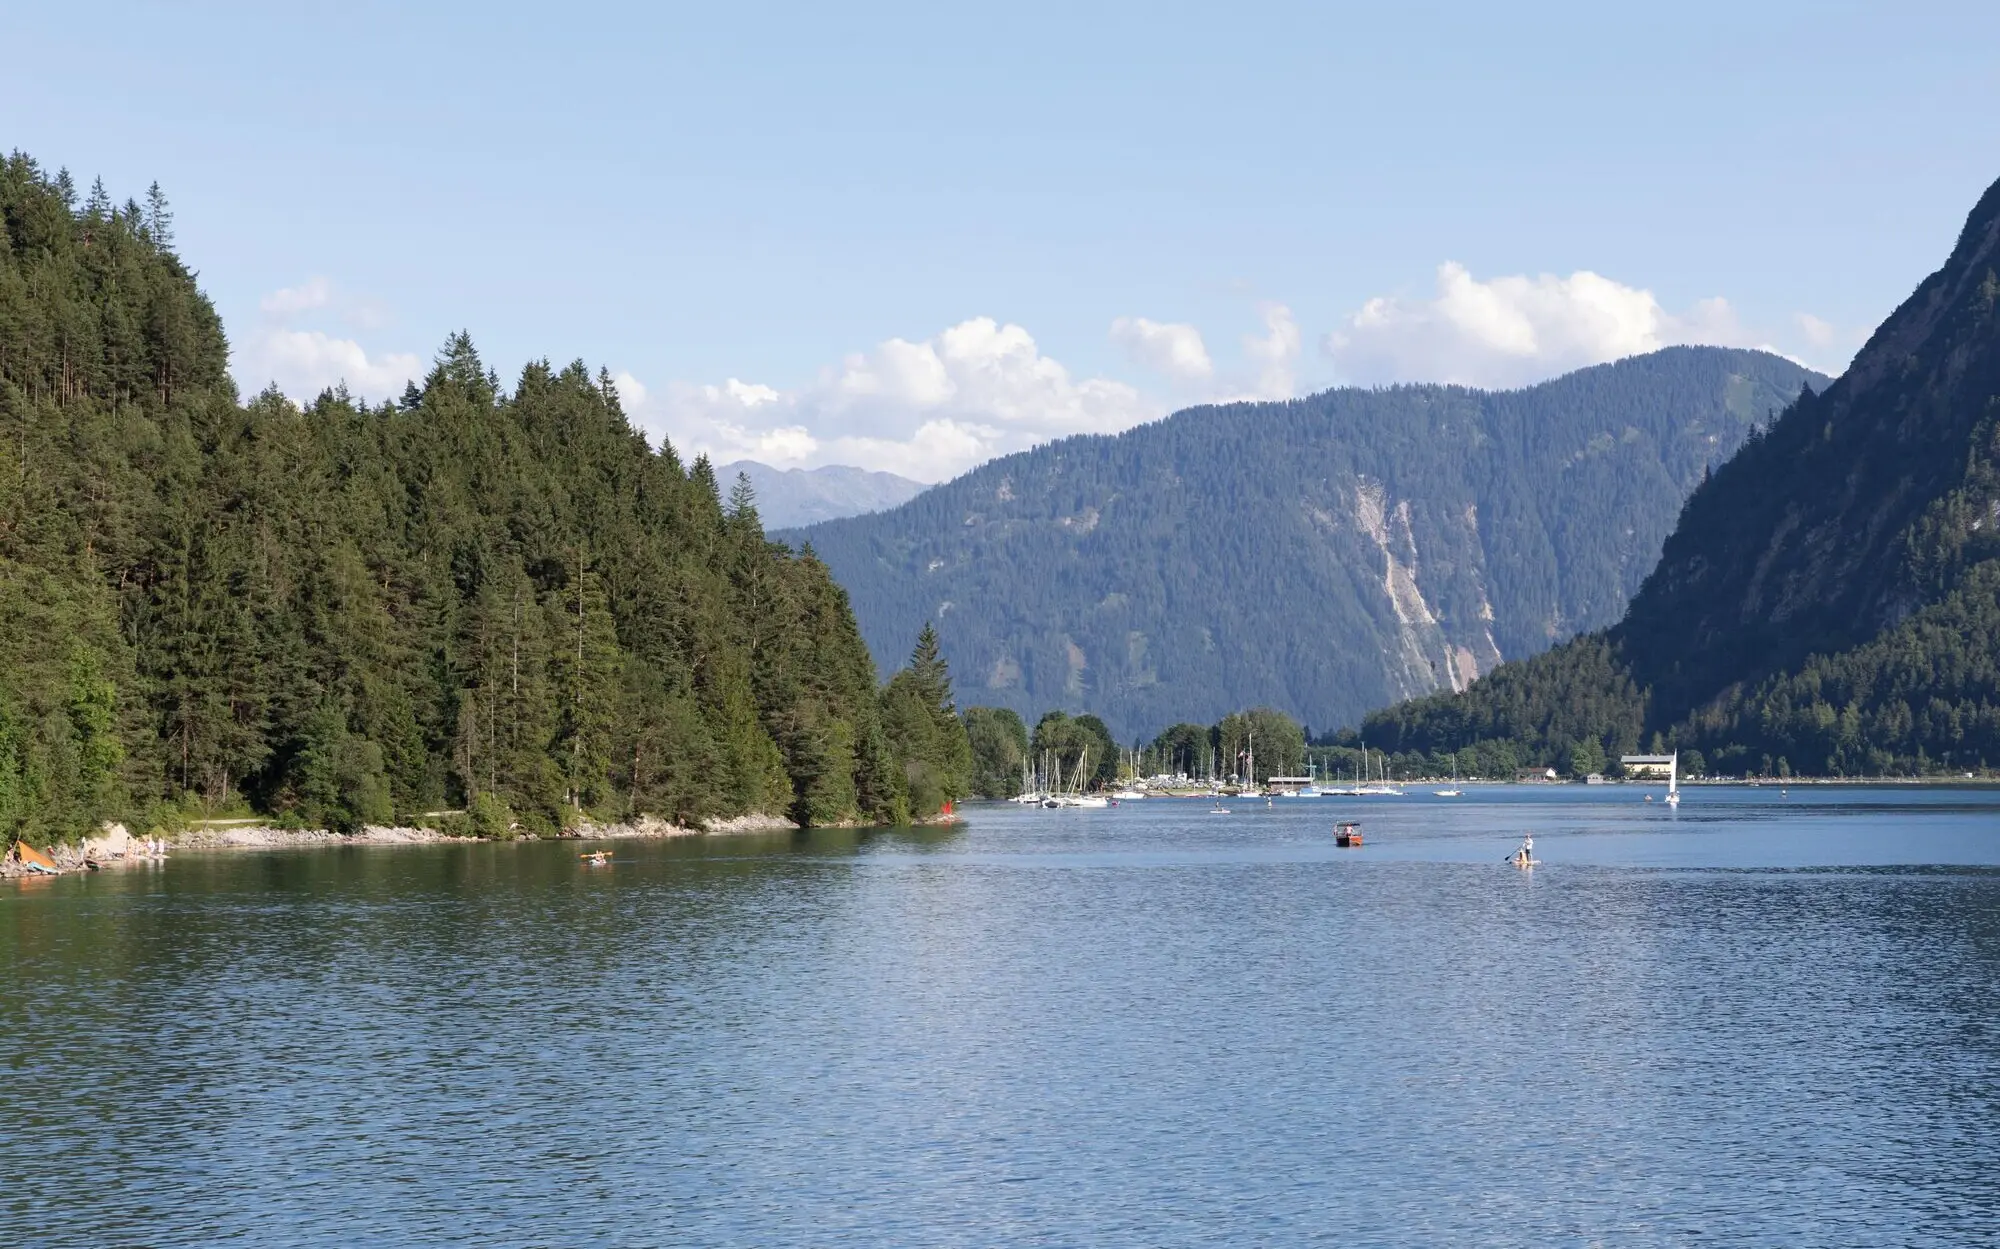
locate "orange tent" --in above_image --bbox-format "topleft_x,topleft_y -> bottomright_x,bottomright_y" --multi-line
11,841 -> 58,872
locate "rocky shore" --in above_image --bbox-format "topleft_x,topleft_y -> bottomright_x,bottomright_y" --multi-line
3,811 -> 807,878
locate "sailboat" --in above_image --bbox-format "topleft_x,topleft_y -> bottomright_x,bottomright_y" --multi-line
1433,758 -> 1461,798
1324,754 -> 1364,797
1109,747 -> 1147,800
1012,752 -> 1044,804
1358,746 -> 1405,796
1665,751 -> 1681,808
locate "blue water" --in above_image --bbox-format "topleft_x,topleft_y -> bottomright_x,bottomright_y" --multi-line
4,786 -> 1998,1246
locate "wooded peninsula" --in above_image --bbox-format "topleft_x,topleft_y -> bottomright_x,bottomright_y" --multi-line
0,155 -> 976,845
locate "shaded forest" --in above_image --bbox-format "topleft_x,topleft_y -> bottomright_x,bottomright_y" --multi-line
0,153 -> 970,842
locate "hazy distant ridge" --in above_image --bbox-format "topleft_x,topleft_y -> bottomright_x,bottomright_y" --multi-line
721,461 -> 927,529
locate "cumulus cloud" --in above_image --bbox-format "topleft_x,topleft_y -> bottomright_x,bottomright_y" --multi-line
1323,263 -> 1770,389
1110,316 -> 1214,383
1795,312 -> 1838,349
629,317 -> 1154,482
1243,302 -> 1301,399
610,370 -> 648,409
258,276 -> 332,317
234,277 -> 421,402
245,329 -> 422,400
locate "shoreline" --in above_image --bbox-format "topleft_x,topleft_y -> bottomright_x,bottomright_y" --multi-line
168,811 -> 801,852
4,808 -> 971,878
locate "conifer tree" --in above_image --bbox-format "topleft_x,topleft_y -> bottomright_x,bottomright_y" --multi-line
142,181 -> 173,249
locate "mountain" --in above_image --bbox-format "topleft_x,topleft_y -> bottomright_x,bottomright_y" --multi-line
0,153 -> 964,841
1364,172 -> 2000,776
720,460 -> 926,528
781,347 -> 1825,741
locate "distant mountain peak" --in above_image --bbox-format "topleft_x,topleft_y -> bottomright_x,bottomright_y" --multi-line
719,460 -> 926,529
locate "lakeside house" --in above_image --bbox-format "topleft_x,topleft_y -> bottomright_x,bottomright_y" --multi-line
1620,754 -> 1676,779
1516,767 -> 1560,783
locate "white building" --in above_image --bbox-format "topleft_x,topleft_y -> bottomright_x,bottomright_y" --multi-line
1620,754 -> 1676,779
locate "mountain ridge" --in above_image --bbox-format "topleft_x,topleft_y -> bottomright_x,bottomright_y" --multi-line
783,347 -> 1825,741
720,460 -> 926,528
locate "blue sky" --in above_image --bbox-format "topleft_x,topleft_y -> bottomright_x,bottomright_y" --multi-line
8,1 -> 1997,479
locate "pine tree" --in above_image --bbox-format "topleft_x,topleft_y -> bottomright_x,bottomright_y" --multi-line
142,181 -> 173,249
882,623 -> 972,816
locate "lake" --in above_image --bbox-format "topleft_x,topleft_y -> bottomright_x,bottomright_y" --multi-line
5,786 -> 1999,1246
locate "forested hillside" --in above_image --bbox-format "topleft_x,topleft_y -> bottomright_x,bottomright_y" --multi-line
1363,171 -> 2000,777
0,153 -> 966,842
786,348 -> 1822,741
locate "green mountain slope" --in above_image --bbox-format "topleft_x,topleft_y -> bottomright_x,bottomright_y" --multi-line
0,153 -> 957,841
1364,172 -> 2000,776
784,348 -> 1823,741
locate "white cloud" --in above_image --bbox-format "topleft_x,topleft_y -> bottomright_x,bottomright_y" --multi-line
1795,312 -> 1840,350
611,370 -> 647,409
258,276 -> 332,317
1243,302 -> 1301,399
1110,316 -> 1214,383
235,278 -> 422,402
241,328 -> 422,400
629,316 -> 1155,482
1323,262 -> 1771,389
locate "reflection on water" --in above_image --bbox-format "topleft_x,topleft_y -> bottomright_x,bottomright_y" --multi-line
4,789 -> 1999,1246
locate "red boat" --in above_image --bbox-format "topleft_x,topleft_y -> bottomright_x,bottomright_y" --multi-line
1334,822 -> 1363,847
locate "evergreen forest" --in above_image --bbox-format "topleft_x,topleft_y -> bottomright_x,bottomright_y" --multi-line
0,154 -> 972,843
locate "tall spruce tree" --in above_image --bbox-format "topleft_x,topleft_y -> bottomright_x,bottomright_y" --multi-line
881,623 -> 973,816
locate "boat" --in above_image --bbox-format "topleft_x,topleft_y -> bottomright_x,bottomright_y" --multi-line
1433,760 -> 1461,798
1512,856 -> 1541,868
580,849 -> 612,866
1012,754 -> 1043,803
1334,821 -> 1363,847
1270,762 -> 1324,797
1209,801 -> 1231,814
1323,751 -> 1366,796
1356,747 -> 1405,796
1665,752 -> 1681,808
1109,749 -> 1147,799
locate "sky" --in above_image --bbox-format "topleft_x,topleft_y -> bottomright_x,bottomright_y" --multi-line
8,1 -> 1998,481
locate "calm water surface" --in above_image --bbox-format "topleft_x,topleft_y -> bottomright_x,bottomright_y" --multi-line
5,787 -> 1999,1246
